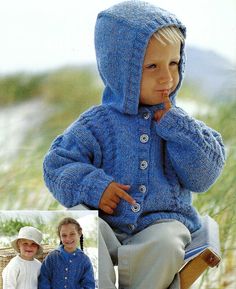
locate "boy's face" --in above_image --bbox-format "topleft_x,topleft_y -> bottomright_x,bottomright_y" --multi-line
17,239 -> 39,260
140,36 -> 181,105
59,224 -> 81,253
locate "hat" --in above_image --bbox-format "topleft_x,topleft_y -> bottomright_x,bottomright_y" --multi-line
11,226 -> 43,256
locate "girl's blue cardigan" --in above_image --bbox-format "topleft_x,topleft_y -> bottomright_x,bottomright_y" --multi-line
38,246 -> 95,289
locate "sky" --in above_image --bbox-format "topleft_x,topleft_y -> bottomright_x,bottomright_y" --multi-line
0,0 -> 235,74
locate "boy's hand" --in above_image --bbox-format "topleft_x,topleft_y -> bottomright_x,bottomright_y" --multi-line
154,91 -> 172,122
99,182 -> 136,214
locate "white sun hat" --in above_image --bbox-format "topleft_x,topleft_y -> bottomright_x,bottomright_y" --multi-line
11,226 -> 43,255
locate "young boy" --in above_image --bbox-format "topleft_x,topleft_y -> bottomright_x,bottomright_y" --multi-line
43,1 -> 225,288
2,226 -> 43,289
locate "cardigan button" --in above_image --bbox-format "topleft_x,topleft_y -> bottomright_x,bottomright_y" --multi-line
139,185 -> 147,193
143,112 -> 150,119
140,160 -> 148,170
131,203 -> 140,213
128,224 -> 135,231
140,134 -> 149,143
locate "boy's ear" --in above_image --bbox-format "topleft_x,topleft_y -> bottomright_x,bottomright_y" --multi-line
16,239 -> 21,248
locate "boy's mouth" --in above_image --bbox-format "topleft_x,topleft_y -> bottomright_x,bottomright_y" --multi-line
155,89 -> 171,95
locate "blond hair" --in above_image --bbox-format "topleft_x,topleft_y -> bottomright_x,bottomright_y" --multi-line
153,26 -> 184,46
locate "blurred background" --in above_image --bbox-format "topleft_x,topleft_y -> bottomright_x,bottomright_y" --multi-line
0,0 -> 235,288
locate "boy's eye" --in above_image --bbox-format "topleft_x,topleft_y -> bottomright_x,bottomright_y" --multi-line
170,61 -> 179,66
146,64 -> 157,69
144,63 -> 157,70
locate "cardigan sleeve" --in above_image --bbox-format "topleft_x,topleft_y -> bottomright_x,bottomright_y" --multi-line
43,122 -> 114,208
155,106 -> 226,192
79,255 -> 95,289
38,256 -> 52,289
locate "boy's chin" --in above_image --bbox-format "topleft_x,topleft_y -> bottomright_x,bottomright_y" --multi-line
139,96 -> 166,106
20,254 -> 35,260
139,101 -> 163,106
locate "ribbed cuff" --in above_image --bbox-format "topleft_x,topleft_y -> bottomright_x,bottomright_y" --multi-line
155,107 -> 189,139
80,175 -> 114,208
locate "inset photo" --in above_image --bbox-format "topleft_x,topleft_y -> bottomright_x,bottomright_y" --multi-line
0,210 -> 98,289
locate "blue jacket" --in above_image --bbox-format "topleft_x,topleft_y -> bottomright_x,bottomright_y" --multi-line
38,246 -> 95,289
43,1 -> 225,234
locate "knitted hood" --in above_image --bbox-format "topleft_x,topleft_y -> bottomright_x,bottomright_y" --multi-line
95,0 -> 186,115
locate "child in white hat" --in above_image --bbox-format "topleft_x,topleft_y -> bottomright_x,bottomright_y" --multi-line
2,226 -> 43,289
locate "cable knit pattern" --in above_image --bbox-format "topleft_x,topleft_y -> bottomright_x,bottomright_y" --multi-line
43,1 -> 225,234
38,246 -> 95,289
2,255 -> 41,289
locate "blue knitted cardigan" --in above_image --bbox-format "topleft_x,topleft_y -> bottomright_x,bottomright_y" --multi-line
38,246 -> 95,289
43,1 -> 225,234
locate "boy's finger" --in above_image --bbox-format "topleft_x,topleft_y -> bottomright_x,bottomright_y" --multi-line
154,110 -> 161,121
111,195 -> 120,204
101,205 -> 114,215
164,100 -> 172,111
116,190 -> 136,205
108,200 -> 118,209
116,183 -> 131,190
162,90 -> 169,99
162,91 -> 171,104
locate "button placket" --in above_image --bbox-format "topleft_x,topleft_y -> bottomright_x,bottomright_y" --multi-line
136,110 -> 150,222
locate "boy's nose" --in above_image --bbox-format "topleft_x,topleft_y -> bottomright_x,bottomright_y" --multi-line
158,69 -> 173,84
159,77 -> 173,84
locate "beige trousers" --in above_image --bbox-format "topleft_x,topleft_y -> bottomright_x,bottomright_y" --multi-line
99,218 -> 191,289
